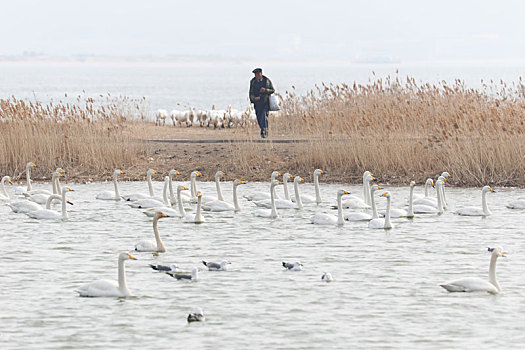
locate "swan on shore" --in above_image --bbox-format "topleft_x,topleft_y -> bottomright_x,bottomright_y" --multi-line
78,252 -> 137,297
203,179 -> 245,212
244,171 -> 281,201
368,192 -> 392,229
456,186 -> 494,216
96,169 -> 124,200
122,169 -> 158,202
311,189 -> 350,225
0,176 -> 12,201
183,192 -> 205,223
440,248 -> 505,294
135,211 -> 168,252
14,162 -> 37,195
254,180 -> 282,218
25,187 -> 74,220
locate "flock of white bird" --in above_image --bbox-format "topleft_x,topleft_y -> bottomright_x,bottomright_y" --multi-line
3,162 -> 524,315
155,105 -> 257,128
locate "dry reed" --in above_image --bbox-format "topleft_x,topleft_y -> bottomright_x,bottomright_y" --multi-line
237,75 -> 525,186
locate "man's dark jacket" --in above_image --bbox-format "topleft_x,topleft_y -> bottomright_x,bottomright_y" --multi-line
249,75 -> 275,106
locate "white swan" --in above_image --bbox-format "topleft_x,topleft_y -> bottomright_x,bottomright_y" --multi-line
15,162 -> 37,195
122,169 -> 158,202
413,180 -> 444,214
254,180 -> 282,218
23,171 -> 62,204
7,199 -> 43,213
176,185 -> 189,217
292,169 -> 325,204
201,171 -> 226,204
379,182 -> 415,218
414,176 -> 447,208
167,169 -> 185,205
255,176 -> 304,210
143,177 -> 180,217
183,192 -> 205,223
345,185 -> 383,221
310,189 -> 350,225
368,192 -> 392,229
440,248 -> 505,294
456,186 -> 494,216
440,171 -> 451,206
507,198 -> 525,209
129,176 -> 169,209
282,173 -> 294,200
78,252 -> 137,297
96,169 -> 124,200
189,170 -> 203,203
412,178 -> 434,202
0,176 -> 12,201
339,173 -> 374,209
203,179 -> 245,212
244,171 -> 281,201
25,187 -> 74,220
135,211 -> 168,252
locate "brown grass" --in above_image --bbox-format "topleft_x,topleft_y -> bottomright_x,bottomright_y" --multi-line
236,76 -> 525,186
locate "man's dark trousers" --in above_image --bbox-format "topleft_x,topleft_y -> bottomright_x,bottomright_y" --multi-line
255,103 -> 269,136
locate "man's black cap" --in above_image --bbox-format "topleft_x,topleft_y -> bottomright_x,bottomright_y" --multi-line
252,68 -> 262,73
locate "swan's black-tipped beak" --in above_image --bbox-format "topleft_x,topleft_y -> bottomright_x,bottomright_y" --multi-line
67,200 -> 74,205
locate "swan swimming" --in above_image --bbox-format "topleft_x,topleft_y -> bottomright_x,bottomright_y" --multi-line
189,170 -> 203,203
281,173 -> 294,200
292,169 -> 325,205
25,187 -> 74,220
311,189 -> 350,225
203,179 -> 245,212
440,248 -> 505,294
96,169 -> 124,200
413,180 -> 444,215
0,176 -> 12,201
122,169 -> 158,202
456,186 -> 494,216
244,171 -> 281,201
135,211 -> 168,252
78,252 -> 137,297
345,185 -> 383,221
253,180 -> 282,218
14,162 -> 37,195
201,170 -> 227,204
254,176 -> 303,210
142,176 -> 180,216
183,192 -> 205,223
368,192 -> 392,229
23,171 -> 63,204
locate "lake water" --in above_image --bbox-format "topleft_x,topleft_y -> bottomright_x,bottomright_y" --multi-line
0,60 -> 524,119
1,179 -> 525,349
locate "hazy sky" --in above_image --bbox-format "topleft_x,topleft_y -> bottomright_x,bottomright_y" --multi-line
2,0 -> 524,62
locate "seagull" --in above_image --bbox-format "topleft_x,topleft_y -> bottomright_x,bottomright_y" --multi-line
149,263 -> 179,272
202,260 -> 231,271
282,261 -> 303,271
321,272 -> 333,282
187,308 -> 205,323
167,267 -> 199,281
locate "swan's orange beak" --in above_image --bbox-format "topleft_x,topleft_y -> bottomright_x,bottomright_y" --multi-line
67,188 -> 74,192
67,200 -> 74,205
490,188 -> 495,193
240,181 -> 246,184
120,170 -> 124,174
182,186 -> 188,190
197,192 -> 202,196
377,185 -> 382,190
176,171 -> 181,175
161,213 -> 168,217
300,177 -> 304,182
222,171 -> 226,175
277,181 -> 283,185
277,172 -> 281,176
343,190 -> 350,194
128,253 -> 137,260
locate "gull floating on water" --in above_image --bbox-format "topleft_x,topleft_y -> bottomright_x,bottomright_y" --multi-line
149,263 -> 179,272
321,272 -> 334,282
167,267 -> 199,281
282,261 -> 303,271
187,308 -> 205,323
202,260 -> 231,271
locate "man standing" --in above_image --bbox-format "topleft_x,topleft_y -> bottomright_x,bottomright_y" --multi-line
249,68 -> 275,138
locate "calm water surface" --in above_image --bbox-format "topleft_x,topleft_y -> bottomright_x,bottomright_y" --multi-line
1,180 -> 525,349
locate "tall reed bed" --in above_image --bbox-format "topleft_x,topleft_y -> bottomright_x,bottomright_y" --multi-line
0,94 -> 148,180
240,76 -> 525,186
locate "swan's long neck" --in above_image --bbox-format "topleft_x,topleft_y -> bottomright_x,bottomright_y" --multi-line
424,180 -> 430,197
45,194 -> 59,209
314,173 -> 321,205
488,253 -> 501,292
364,177 -> 372,206
233,184 -> 240,212
113,173 -> 121,201
407,185 -> 414,218
52,175 -> 58,195
482,189 -> 491,215
56,175 -> 62,194
195,196 -> 203,222
442,182 -> 448,206
215,176 -> 224,201
294,179 -> 303,210
370,191 -> 379,219
270,185 -> 278,218
118,258 -> 130,296
162,178 -> 170,205
436,184 -> 443,214
191,269 -> 198,280
169,175 -> 176,206
153,216 -> 166,252
336,194 -> 344,225
283,177 -> 291,200
190,175 -> 197,199
26,165 -> 32,191
177,188 -> 185,217
1,178 -> 9,199
147,172 -> 155,197
384,196 -> 392,228
61,190 -> 68,219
